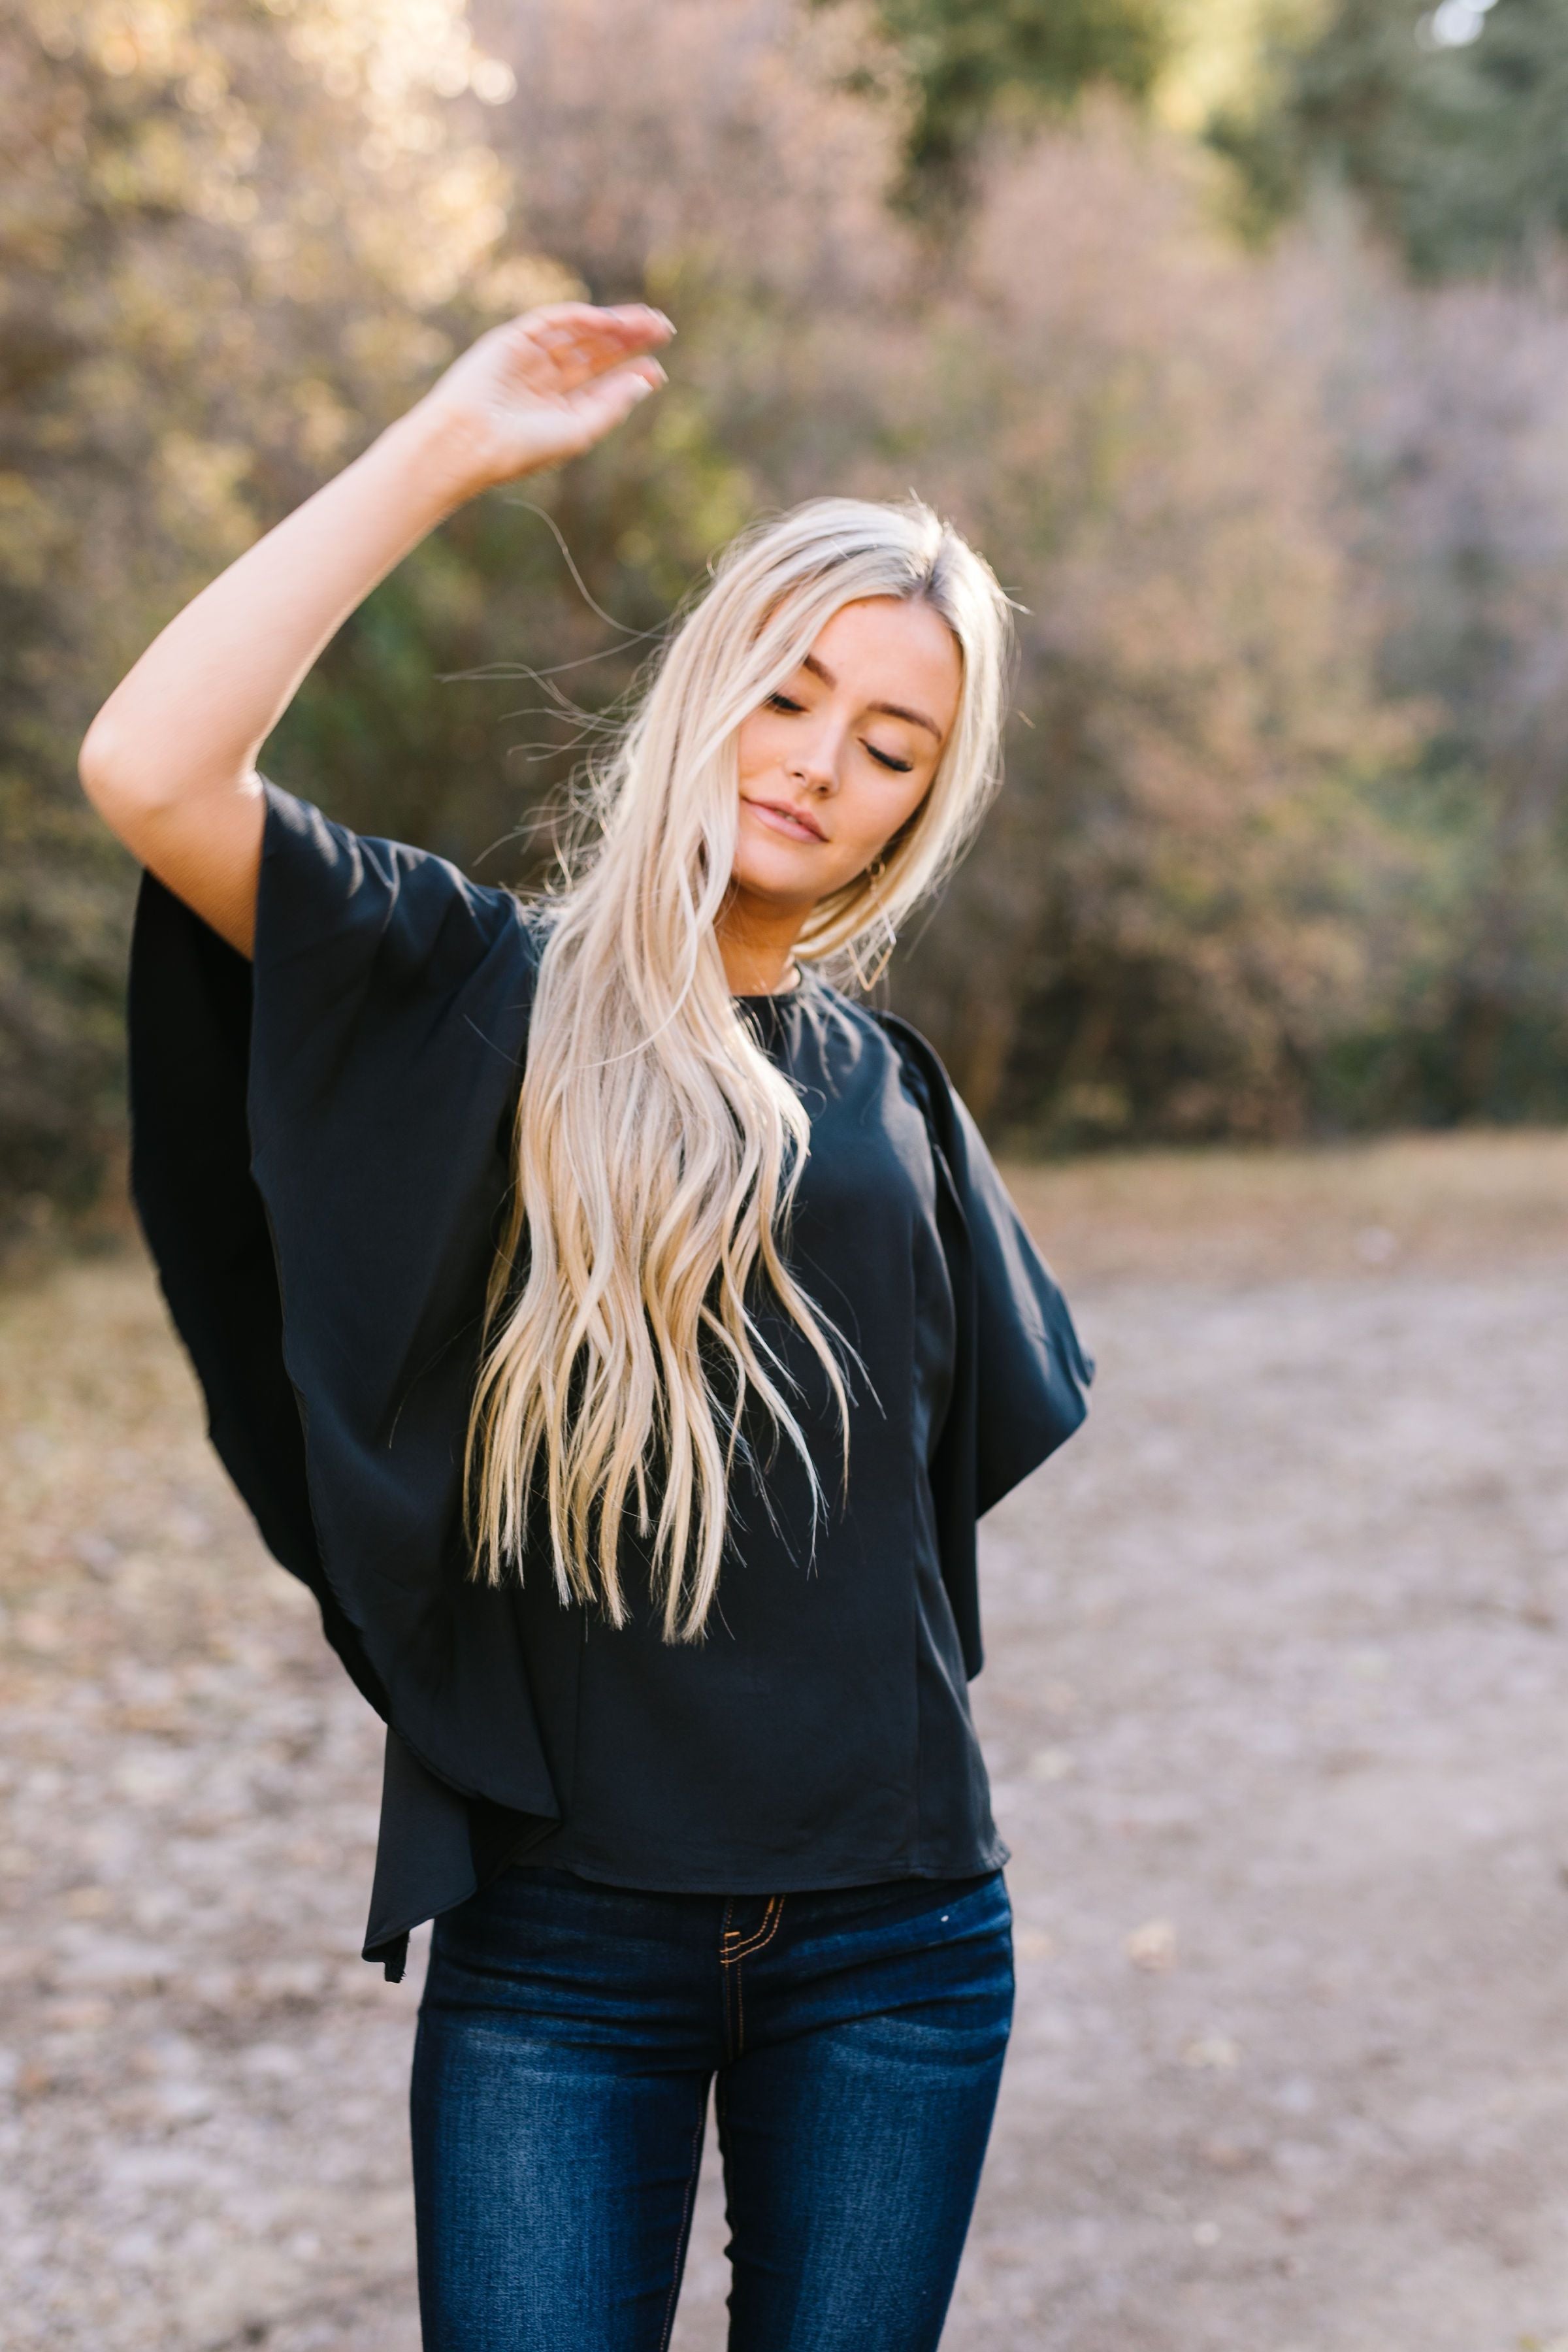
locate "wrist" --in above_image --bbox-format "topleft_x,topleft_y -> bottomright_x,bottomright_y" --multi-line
368,398 -> 496,523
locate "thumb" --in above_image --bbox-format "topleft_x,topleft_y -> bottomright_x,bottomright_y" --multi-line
566,361 -> 665,441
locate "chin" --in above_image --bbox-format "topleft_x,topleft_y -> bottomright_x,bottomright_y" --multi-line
730,846 -> 826,902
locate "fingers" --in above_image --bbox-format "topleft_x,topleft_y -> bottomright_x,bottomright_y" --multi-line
565,357 -> 668,441
512,301 -> 674,388
527,299 -> 674,338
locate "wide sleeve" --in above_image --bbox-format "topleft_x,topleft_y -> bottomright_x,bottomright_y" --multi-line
875,1009 -> 1094,1513
938,1081 -> 1096,1516
127,777 -> 566,1831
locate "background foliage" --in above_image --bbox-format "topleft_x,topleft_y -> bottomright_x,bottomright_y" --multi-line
5,0 -> 1568,1229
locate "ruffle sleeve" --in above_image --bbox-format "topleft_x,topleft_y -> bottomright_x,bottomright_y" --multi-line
127,781 -> 568,1940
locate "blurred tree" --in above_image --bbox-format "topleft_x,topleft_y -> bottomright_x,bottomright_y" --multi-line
1209,0 -> 1568,278
0,0 -> 525,1224
10,0 -> 1563,1232
1195,1 -> 1568,1113
1313,249 -> 1568,1117
808,0 -> 1176,206
873,117 -> 1425,1139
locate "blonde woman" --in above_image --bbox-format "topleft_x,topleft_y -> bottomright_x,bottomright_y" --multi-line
81,302 -> 1093,2352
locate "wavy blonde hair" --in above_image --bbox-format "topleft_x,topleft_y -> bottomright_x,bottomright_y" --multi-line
465,494 -> 1015,1640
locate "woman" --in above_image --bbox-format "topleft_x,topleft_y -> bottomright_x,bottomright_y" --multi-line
80,302 -> 1093,2352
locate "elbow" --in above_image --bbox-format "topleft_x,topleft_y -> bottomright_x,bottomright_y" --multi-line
78,710 -> 254,829
77,710 -> 143,823
77,711 -> 191,838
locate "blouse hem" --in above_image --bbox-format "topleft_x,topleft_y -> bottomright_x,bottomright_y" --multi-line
500,1840 -> 1012,1897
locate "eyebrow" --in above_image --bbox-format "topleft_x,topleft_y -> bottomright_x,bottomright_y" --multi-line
798,651 -> 944,740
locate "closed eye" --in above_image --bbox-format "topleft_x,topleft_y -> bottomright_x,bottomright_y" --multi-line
765,691 -> 913,772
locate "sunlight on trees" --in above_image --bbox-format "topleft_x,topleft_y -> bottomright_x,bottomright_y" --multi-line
6,0 -> 1568,1233
1,0 -> 526,1209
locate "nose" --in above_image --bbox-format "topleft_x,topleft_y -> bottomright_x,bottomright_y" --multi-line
787,714 -> 843,796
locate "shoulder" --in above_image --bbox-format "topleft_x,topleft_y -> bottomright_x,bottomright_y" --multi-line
804,977 -> 939,1067
256,776 -> 542,988
866,999 -> 967,1135
866,1004 -> 953,1087
796,977 -> 964,1134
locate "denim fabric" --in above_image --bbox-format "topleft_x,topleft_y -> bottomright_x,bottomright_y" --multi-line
410,1865 -> 1014,2352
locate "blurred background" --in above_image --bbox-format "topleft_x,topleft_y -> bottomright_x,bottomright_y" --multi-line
5,4 -> 1568,2349
10,0 -> 1568,1233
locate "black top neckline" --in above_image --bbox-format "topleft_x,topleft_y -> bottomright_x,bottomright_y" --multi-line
733,969 -> 815,1034
732,957 -> 815,1007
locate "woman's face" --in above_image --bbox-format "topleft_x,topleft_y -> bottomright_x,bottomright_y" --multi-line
732,595 -> 963,917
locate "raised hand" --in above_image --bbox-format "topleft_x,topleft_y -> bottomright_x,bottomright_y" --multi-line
413,301 -> 673,502
78,300 -> 674,956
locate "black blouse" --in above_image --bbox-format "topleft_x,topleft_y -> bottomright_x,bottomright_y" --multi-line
126,781 -> 1095,1978
506,973 -> 995,1894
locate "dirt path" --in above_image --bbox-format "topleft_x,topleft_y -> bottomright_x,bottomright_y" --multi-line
4,1139 -> 1568,2349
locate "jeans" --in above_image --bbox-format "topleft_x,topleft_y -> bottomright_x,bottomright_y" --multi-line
410,1864 -> 1014,2352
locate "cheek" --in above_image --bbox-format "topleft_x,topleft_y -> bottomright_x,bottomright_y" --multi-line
734,712 -> 781,783
835,770 -> 930,864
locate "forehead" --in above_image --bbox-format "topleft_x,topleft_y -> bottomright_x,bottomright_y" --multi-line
806,596 -> 962,722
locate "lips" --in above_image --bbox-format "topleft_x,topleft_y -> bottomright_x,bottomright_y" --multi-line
745,798 -> 828,843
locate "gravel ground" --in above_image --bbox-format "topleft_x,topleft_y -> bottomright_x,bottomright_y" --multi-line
4,1136 -> 1568,2350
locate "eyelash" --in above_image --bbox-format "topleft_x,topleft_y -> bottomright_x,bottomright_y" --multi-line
764,692 -> 913,774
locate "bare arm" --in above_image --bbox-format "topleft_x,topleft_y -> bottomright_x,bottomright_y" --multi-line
78,302 -> 672,955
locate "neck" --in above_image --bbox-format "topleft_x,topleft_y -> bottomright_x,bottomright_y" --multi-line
716,890 -> 807,996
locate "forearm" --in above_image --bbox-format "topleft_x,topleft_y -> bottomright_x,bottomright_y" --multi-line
75,300 -> 668,955
79,400 -> 468,812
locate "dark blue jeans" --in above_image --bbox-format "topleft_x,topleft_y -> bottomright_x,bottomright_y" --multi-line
410,1865 -> 1013,2351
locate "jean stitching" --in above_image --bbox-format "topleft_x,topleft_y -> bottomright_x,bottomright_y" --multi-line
740,1895 -> 785,1957
720,1925 -> 737,2060
655,2089 -> 707,2352
720,1894 -> 784,1962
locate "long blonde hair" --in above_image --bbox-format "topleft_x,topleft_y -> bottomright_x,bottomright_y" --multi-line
465,494 -> 1015,1640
